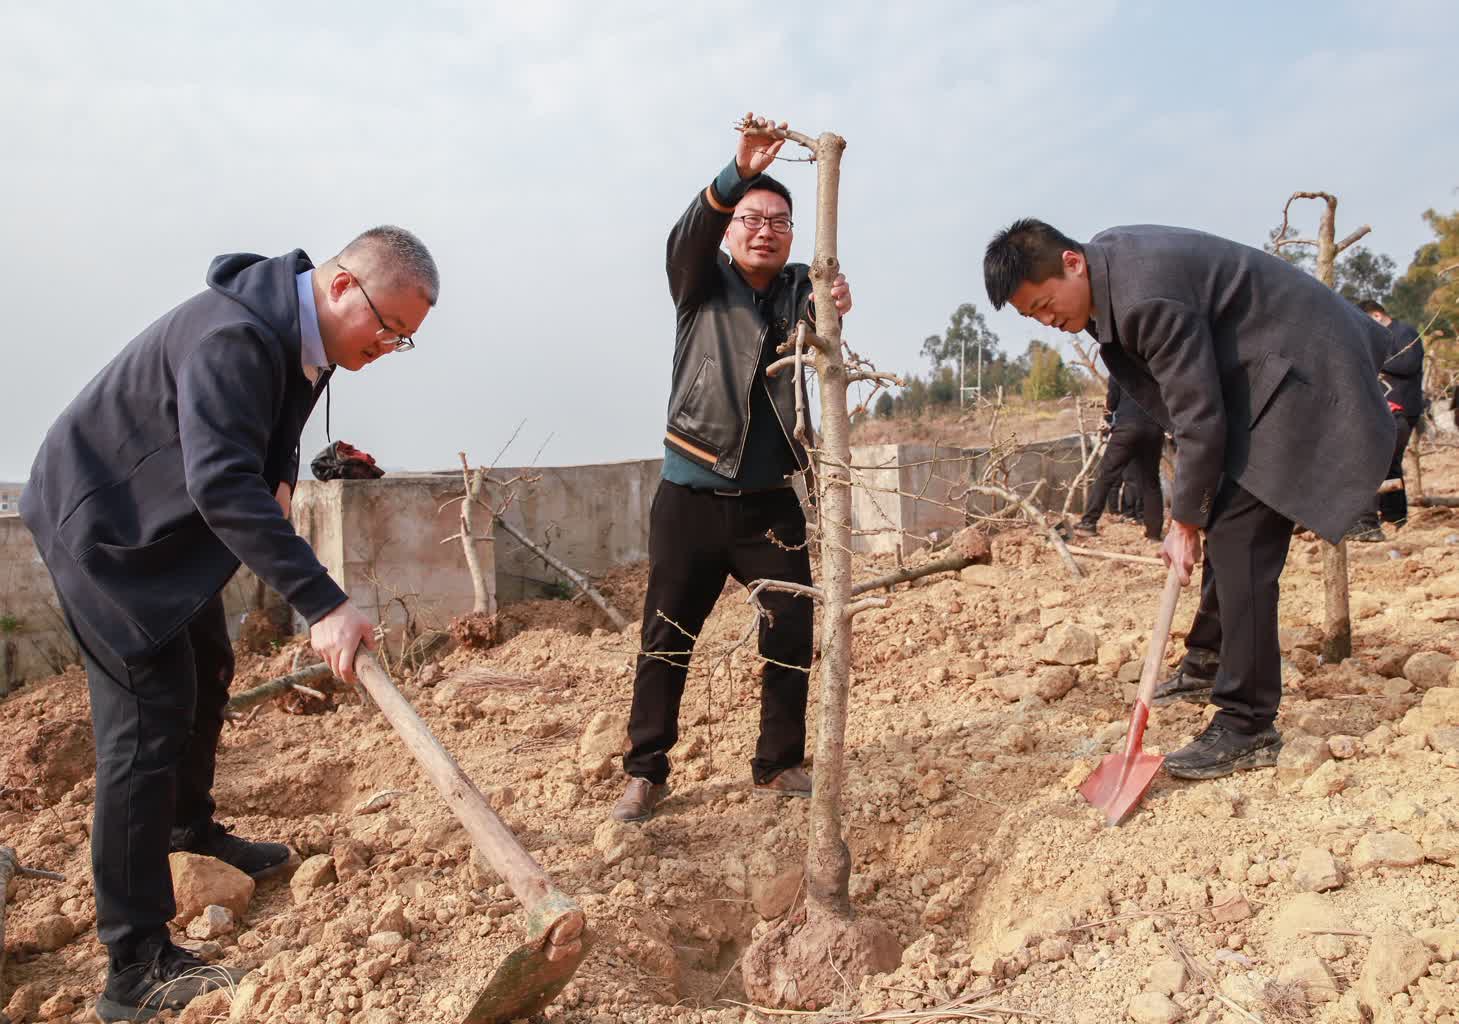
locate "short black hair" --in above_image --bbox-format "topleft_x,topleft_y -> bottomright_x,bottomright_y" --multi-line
744,173 -> 792,217
984,218 -> 1084,310
1356,299 -> 1387,315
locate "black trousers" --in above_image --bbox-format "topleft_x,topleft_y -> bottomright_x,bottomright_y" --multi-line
1177,481 -> 1294,733
625,481 -> 813,785
1084,425 -> 1164,540
1377,413 -> 1416,526
60,594 -> 233,961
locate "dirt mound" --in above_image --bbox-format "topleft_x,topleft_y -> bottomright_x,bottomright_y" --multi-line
2,450 -> 1457,1023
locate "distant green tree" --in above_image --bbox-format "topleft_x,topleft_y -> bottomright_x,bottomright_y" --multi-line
920,302 -> 1005,397
1021,340 -> 1076,400
874,392 -> 895,419
1336,246 -> 1396,304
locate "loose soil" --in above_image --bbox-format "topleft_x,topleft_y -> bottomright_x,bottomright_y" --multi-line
3,450 -> 1458,1024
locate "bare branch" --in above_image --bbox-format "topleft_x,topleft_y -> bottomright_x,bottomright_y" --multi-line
846,370 -> 904,386
1335,224 -> 1371,253
965,483 -> 1083,579
495,516 -> 629,631
1065,544 -> 1164,567
844,596 -> 890,619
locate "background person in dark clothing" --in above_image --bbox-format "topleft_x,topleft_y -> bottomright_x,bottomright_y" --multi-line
1352,299 -> 1425,532
985,219 -> 1392,781
1076,378 -> 1165,541
21,226 -> 437,1021
613,114 -> 853,824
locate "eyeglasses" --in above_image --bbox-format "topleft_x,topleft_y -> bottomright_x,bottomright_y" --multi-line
337,262 -> 415,352
732,214 -> 793,235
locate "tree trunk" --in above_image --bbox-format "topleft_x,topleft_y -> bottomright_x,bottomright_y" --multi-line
740,125 -> 900,1011
1312,194 -> 1352,663
458,458 -> 497,618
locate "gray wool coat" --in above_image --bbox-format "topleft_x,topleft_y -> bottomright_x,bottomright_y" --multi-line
1084,225 -> 1394,543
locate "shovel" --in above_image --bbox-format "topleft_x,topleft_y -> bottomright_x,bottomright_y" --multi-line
353,652 -> 587,1023
1079,565 -> 1184,826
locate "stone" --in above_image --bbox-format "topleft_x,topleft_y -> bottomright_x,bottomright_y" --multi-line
3,984 -> 43,1024
578,711 -> 629,778
1038,624 -> 1099,666
185,904 -> 235,940
1209,887 -> 1252,924
1314,934 -> 1347,960
1219,849 -> 1252,882
1273,893 -> 1349,946
1422,830 -> 1459,866
1363,723 -> 1396,754
917,770 -> 946,802
1357,926 -> 1433,1009
366,930 -> 407,950
1292,847 -> 1343,892
960,564 -> 1003,587
289,854 -> 337,905
1430,726 -> 1459,754
1128,992 -> 1182,1024
1098,642 -> 1127,669
1327,734 -> 1361,759
1277,734 -> 1331,782
372,899 -> 408,937
1301,760 -> 1349,798
1280,625 -> 1324,652
332,838 -> 371,882
750,866 -> 803,920
1422,687 -> 1459,722
1352,831 -> 1424,871
995,723 -> 1035,753
1146,958 -> 1188,996
593,819 -> 649,867
177,988 -> 232,1024
18,913 -> 76,953
1278,956 -> 1339,1003
1374,645 -> 1416,677
1404,651 -> 1457,690
169,852 -> 255,925
1416,929 -> 1459,963
35,992 -> 75,1020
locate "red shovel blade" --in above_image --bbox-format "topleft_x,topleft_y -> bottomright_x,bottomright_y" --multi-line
1079,700 -> 1164,826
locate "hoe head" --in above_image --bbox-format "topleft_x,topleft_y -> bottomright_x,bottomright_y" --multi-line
462,892 -> 588,1024
1078,700 -> 1164,827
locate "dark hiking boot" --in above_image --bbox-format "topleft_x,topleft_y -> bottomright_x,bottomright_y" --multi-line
1153,650 -> 1219,707
1164,723 -> 1283,780
1345,517 -> 1386,543
171,820 -> 291,879
1073,520 -> 1098,537
753,765 -> 812,799
611,777 -> 670,823
96,941 -> 247,1022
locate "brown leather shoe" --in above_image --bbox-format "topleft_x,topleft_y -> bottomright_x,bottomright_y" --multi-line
753,765 -> 812,798
611,777 -> 669,823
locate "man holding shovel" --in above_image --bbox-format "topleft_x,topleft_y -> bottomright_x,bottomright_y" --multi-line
984,220 -> 1392,779
22,227 -> 436,1020
613,115 -> 853,822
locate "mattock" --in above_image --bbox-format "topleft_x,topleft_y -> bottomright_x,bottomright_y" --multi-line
353,652 -> 586,1022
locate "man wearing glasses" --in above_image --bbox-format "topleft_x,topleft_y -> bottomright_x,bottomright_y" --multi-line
613,115 -> 852,823
21,226 -> 437,1020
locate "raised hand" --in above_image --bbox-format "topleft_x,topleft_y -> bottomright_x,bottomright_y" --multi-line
736,112 -> 787,179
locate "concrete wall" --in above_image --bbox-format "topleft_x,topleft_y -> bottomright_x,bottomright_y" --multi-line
847,435 -> 1089,554
0,442 -> 1091,686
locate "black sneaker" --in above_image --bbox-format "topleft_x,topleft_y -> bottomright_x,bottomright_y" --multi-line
96,941 -> 247,1022
1164,722 -> 1283,780
171,820 -> 291,879
1073,520 -> 1098,537
1152,665 -> 1217,706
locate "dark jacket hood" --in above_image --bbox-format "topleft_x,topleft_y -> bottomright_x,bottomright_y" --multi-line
206,249 -> 313,341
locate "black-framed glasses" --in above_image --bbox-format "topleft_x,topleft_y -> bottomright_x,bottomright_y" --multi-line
337,262 -> 415,352
732,214 -> 793,235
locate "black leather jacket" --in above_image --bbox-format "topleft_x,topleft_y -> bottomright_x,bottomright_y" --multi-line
663,179 -> 813,480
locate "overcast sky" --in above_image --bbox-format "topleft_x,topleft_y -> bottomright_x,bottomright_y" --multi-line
3,1 -> 1457,480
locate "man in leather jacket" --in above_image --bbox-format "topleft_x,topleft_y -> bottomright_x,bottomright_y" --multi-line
613,115 -> 852,822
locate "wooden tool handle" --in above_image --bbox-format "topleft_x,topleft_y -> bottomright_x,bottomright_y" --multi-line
1135,565 -> 1185,709
354,652 -> 557,913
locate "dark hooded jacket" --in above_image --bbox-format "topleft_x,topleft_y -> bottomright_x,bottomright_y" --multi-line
21,250 -> 347,662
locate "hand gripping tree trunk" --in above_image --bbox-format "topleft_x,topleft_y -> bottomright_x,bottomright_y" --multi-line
739,123 -> 901,1011
1274,191 -> 1371,663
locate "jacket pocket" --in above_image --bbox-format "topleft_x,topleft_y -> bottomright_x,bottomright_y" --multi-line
77,528 -> 221,645
1248,352 -> 1293,428
672,356 -> 717,443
